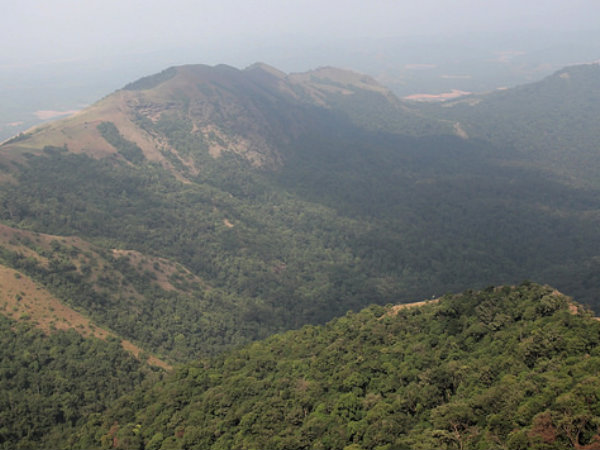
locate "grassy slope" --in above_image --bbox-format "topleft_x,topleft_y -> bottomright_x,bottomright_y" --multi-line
0,221 -> 216,362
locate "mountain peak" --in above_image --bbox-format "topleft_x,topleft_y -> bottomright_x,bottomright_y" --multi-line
244,62 -> 287,79
289,65 -> 391,95
553,61 -> 600,80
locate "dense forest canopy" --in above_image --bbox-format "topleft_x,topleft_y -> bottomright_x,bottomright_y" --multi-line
75,283 -> 600,450
0,315 -> 160,450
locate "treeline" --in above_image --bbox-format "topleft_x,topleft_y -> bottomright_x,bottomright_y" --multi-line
97,121 -> 145,164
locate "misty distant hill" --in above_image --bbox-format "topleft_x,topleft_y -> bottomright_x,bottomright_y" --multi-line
421,62 -> 600,187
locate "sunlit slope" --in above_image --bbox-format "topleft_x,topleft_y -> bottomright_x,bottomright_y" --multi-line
0,222 -> 238,361
0,263 -> 170,370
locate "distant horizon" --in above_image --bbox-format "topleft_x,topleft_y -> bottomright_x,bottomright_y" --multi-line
4,0 -> 600,65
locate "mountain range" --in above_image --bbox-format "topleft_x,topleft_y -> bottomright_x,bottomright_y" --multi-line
1,61 -> 599,449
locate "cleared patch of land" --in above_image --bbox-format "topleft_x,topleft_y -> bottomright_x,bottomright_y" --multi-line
384,298 -> 440,317
404,89 -> 471,102
453,122 -> 469,139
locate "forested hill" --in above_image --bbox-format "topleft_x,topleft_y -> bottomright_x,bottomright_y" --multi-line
0,315 -> 160,450
76,283 -> 600,450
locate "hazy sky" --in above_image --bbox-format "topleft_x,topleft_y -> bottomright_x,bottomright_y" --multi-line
3,0 -> 600,65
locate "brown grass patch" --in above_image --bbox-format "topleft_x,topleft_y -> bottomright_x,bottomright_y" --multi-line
0,264 -> 107,337
453,122 -> 469,139
404,89 -> 471,102
0,223 -> 192,300
0,224 -> 50,266
120,340 -> 172,371
2,91 -> 167,163
384,298 -> 440,317
34,109 -> 81,120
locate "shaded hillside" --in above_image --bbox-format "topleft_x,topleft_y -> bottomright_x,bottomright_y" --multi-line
77,283 -> 600,450
423,62 -> 600,186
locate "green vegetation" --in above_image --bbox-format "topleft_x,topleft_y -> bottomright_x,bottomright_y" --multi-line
0,149 -> 385,358
77,283 -> 600,449
0,232 -> 267,361
0,315 -> 159,450
97,122 -> 145,163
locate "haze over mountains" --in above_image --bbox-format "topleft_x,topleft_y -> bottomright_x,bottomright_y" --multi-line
1,59 -> 600,448
3,28 -> 600,143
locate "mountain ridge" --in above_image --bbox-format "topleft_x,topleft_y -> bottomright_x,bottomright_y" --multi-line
0,62 -> 446,175
1,60 -> 600,448
422,61 -> 600,186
